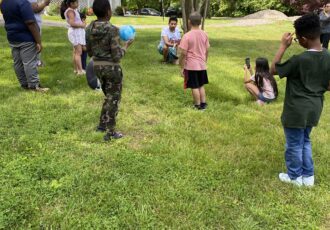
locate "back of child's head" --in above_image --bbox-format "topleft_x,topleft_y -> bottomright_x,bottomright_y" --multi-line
255,57 -> 270,74
60,0 -> 77,19
294,13 -> 321,40
255,57 -> 279,97
93,0 -> 111,18
189,12 -> 202,26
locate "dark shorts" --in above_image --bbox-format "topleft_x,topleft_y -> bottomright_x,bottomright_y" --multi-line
258,93 -> 275,103
184,70 -> 209,89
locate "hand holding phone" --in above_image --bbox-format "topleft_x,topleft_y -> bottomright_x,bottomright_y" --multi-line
245,57 -> 251,69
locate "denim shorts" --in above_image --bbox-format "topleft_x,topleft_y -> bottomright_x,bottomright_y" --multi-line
258,93 -> 275,103
157,45 -> 178,61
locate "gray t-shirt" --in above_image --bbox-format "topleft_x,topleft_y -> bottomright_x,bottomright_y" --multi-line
319,11 -> 330,34
159,27 -> 181,47
28,0 -> 42,29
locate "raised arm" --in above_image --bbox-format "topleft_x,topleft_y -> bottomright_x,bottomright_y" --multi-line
30,0 -> 50,13
270,32 -> 293,75
243,65 -> 253,83
110,28 -> 133,63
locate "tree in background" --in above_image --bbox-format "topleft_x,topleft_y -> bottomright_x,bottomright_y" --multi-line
282,0 -> 326,14
181,0 -> 211,32
122,0 -> 176,12
213,0 -> 293,17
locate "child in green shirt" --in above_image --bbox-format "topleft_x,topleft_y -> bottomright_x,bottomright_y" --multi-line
271,14 -> 330,187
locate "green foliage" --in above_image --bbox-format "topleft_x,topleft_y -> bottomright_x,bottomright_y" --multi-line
0,20 -> 330,228
212,0 -> 293,17
46,2 -> 61,16
114,6 -> 124,16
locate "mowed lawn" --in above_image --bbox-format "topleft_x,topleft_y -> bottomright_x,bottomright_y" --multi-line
43,14 -> 232,26
0,20 -> 330,229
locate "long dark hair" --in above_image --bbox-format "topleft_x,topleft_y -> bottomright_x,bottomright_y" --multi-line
60,0 -> 78,19
255,58 -> 278,98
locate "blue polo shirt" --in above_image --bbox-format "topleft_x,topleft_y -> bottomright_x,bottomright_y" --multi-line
0,0 -> 36,42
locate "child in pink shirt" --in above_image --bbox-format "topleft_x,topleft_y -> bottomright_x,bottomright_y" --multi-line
179,12 -> 210,110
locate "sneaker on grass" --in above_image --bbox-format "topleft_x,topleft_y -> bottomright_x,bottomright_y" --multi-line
30,85 -> 49,92
103,132 -> 124,141
302,175 -> 314,187
278,173 -> 303,187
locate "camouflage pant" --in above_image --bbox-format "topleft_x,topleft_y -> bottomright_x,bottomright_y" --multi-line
94,65 -> 123,133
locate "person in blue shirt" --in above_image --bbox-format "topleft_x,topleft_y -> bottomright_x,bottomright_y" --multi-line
0,0 -> 49,92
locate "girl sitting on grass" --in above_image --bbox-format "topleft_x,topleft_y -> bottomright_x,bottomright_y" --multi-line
244,57 -> 278,105
60,0 -> 86,75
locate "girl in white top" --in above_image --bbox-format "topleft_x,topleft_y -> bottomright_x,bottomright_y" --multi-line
60,0 -> 86,75
244,57 -> 278,105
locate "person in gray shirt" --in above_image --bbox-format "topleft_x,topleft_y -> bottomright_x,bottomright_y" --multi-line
319,2 -> 330,49
28,0 -> 50,66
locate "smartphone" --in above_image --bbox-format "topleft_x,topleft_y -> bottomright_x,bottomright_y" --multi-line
245,57 -> 251,69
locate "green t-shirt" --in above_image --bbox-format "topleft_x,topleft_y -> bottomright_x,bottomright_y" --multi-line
276,50 -> 330,128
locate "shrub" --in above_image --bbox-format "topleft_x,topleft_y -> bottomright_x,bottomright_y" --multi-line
46,2 -> 61,16
114,6 -> 124,16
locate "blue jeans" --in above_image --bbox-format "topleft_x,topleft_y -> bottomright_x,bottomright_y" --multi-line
157,44 -> 178,62
284,127 -> 314,179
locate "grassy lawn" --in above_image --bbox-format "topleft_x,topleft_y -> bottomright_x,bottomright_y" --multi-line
0,20 -> 330,229
43,15 -> 231,26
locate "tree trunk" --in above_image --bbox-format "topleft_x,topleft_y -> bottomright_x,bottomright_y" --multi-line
181,0 -> 188,33
181,0 -> 210,33
201,0 -> 209,30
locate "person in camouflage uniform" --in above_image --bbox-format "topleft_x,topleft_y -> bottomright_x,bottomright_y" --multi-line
86,0 -> 133,141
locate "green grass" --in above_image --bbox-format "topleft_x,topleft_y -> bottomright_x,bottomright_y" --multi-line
43,15 -> 231,26
0,20 -> 330,229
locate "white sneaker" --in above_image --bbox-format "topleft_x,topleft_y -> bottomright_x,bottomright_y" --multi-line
302,176 -> 314,187
279,173 -> 303,187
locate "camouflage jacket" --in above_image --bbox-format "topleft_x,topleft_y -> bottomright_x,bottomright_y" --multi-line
85,20 -> 125,63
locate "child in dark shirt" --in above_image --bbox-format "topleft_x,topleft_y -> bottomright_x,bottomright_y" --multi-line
85,0 -> 133,141
271,14 -> 330,187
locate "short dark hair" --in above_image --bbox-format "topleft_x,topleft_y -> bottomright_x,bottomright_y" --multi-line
189,12 -> 202,26
93,0 -> 111,18
169,16 -> 178,24
294,13 -> 320,39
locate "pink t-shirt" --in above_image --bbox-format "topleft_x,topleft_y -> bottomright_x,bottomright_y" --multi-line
179,29 -> 210,71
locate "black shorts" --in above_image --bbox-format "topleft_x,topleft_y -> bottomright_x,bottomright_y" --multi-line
184,70 -> 209,89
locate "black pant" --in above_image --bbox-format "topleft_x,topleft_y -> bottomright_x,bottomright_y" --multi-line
321,33 -> 330,49
81,51 -> 87,70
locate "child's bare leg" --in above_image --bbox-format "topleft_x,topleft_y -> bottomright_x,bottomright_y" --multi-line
199,86 -> 206,103
245,82 -> 260,100
74,45 -> 83,73
192,88 -> 201,105
72,48 -> 77,73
